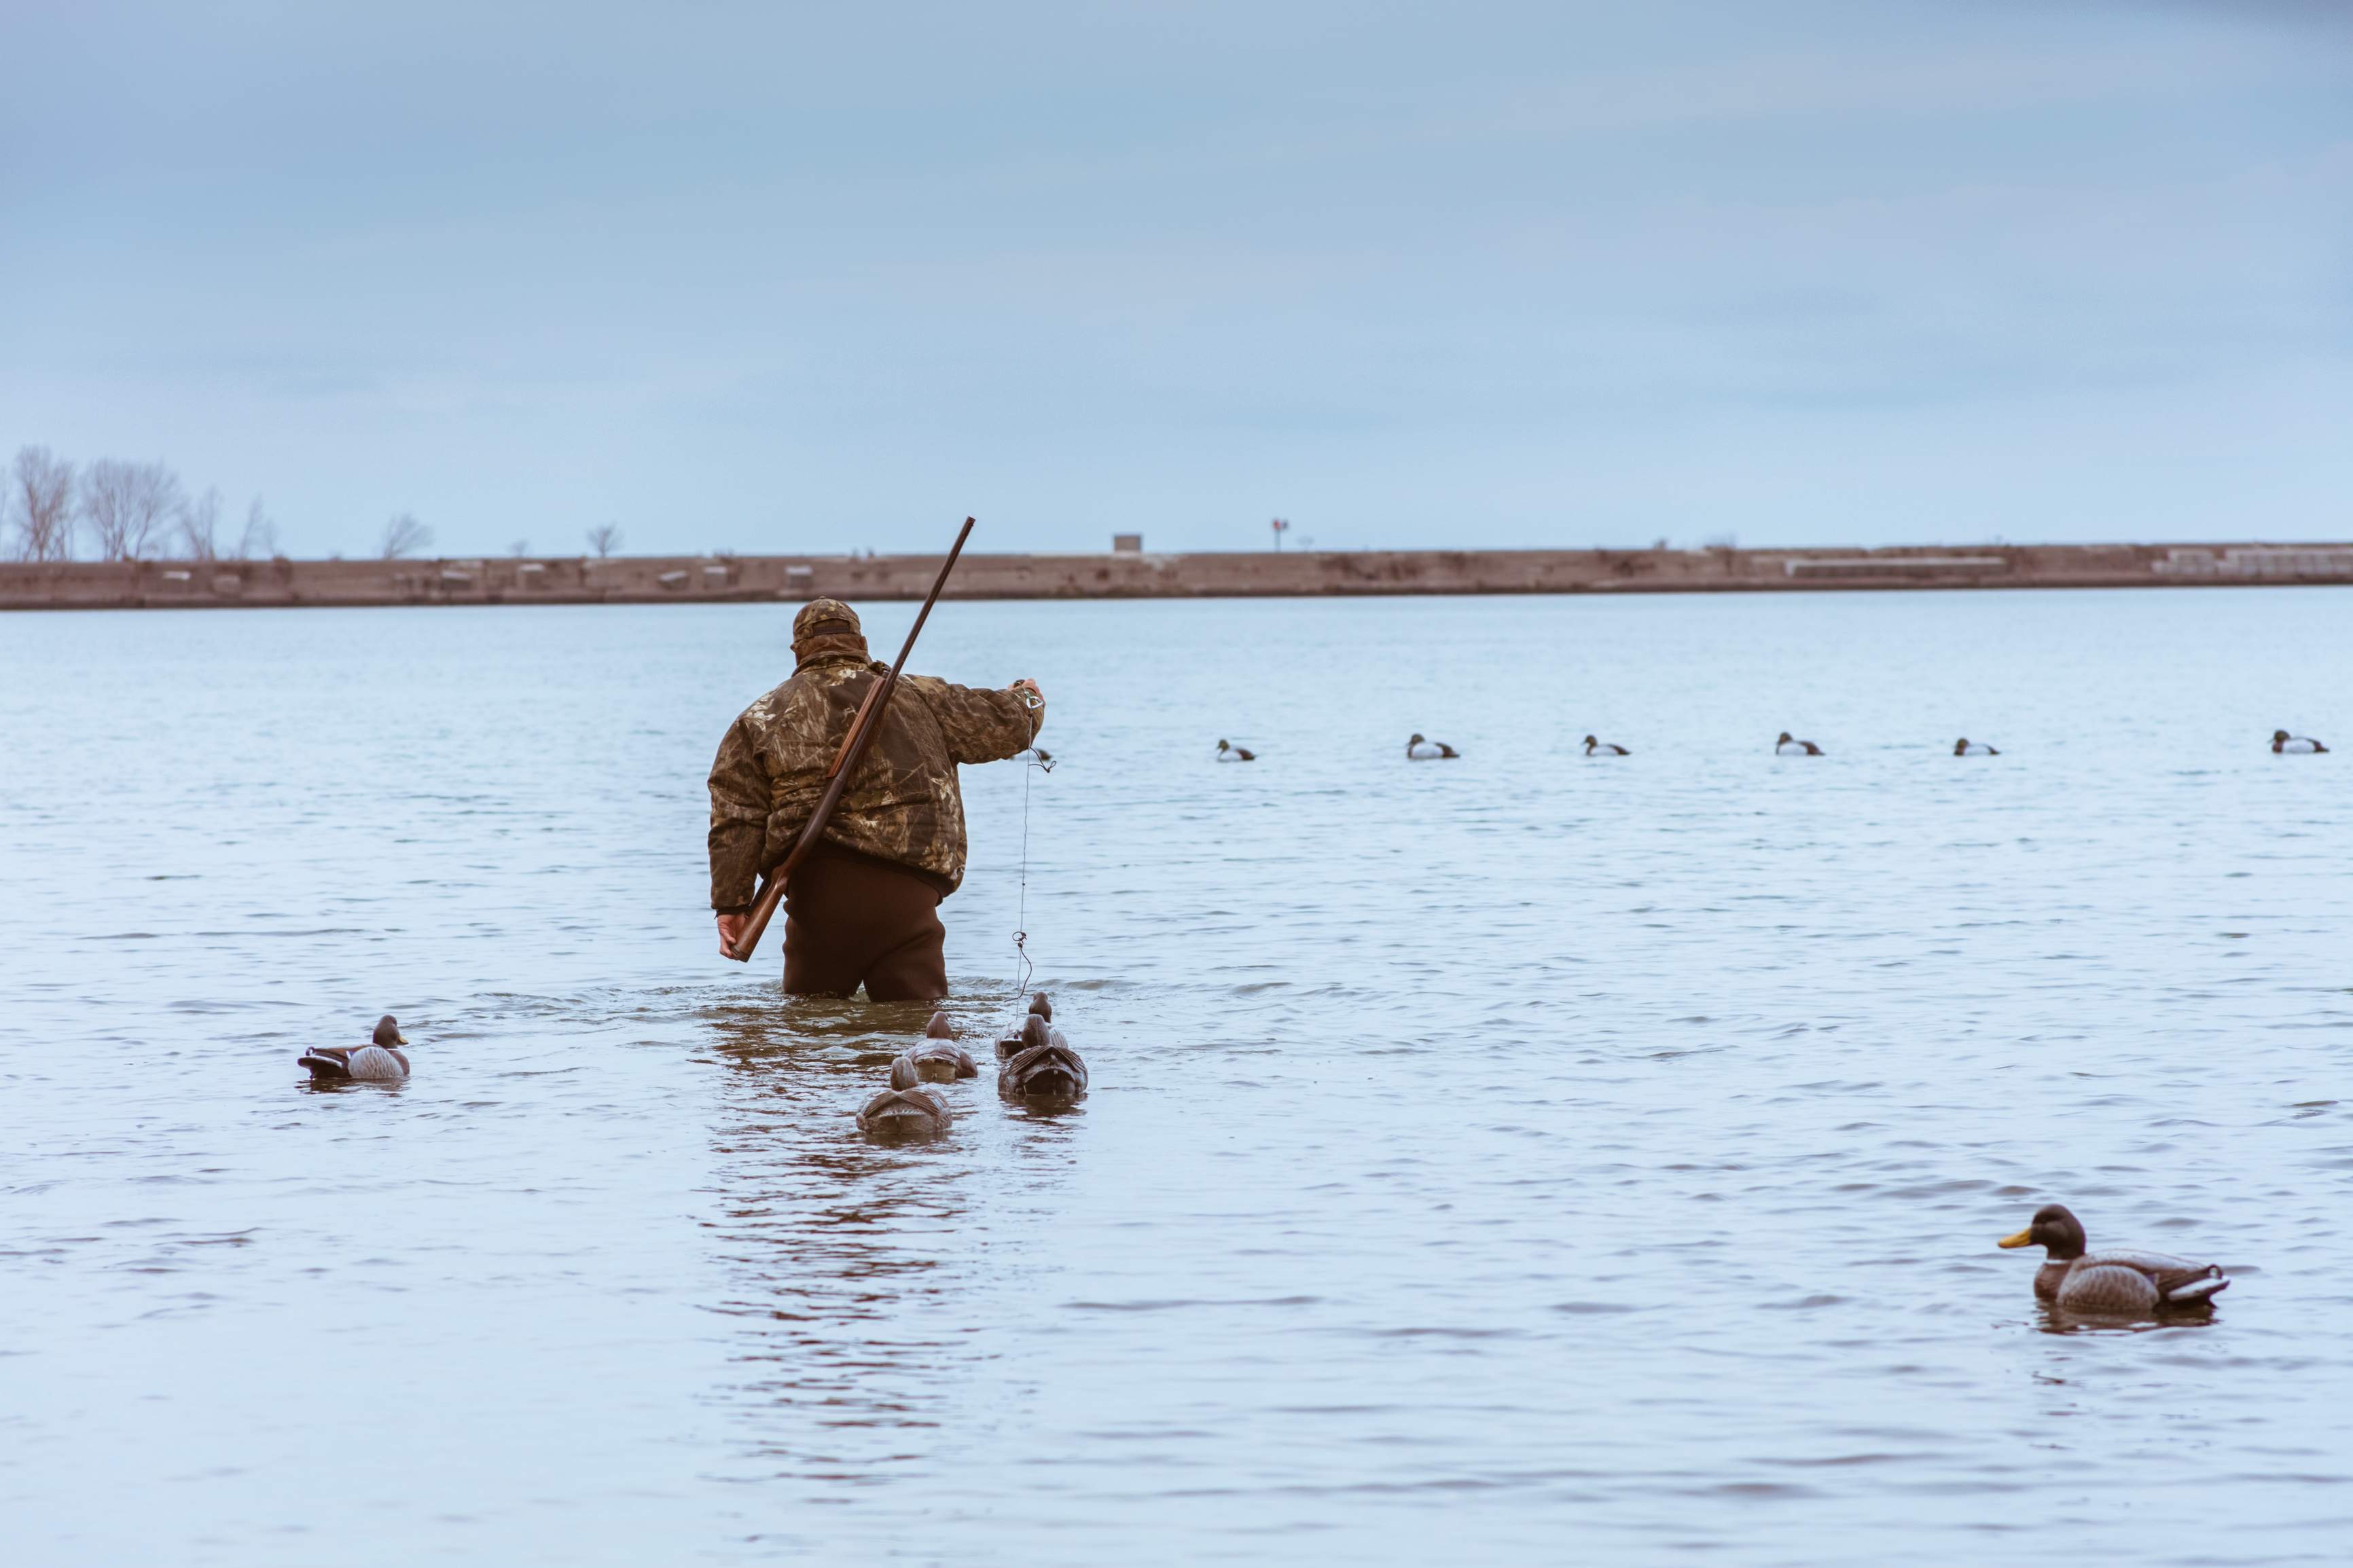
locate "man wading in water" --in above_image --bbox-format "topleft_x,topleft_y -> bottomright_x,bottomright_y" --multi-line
707,598 -> 1045,1000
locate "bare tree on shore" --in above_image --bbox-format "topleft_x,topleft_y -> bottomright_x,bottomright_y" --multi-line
586,522 -> 622,558
234,497 -> 279,560
177,486 -> 223,560
81,459 -> 183,560
7,446 -> 78,561
379,512 -> 433,559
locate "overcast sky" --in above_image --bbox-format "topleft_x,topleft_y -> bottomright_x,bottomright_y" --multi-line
3,0 -> 2347,558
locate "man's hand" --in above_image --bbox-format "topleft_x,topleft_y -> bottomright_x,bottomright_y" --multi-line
715,912 -> 749,957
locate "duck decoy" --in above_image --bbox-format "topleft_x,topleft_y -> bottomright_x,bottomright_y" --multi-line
907,1010 -> 979,1082
1774,731 -> 1823,756
1954,738 -> 1999,756
996,991 -> 1054,1061
1405,733 -> 1460,760
1582,735 -> 1629,756
998,1010 -> 1088,1106
1998,1203 -> 2228,1314
2272,729 -> 2329,754
299,1015 -> 411,1083
1215,739 -> 1257,762
857,1055 -> 952,1140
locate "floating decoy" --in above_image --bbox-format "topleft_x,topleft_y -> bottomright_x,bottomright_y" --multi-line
299,1015 -> 410,1084
1998,1203 -> 2228,1314
1582,735 -> 1629,756
998,1009 -> 1088,1106
996,991 -> 1054,1061
857,1055 -> 952,1140
907,1010 -> 978,1082
2272,729 -> 2329,754
1406,733 -> 1460,760
1954,738 -> 1999,756
1216,739 -> 1257,762
1774,731 -> 1824,756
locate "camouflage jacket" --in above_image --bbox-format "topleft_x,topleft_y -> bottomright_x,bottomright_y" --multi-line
706,651 -> 1041,909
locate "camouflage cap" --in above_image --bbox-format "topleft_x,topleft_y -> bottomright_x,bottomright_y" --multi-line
792,598 -> 861,642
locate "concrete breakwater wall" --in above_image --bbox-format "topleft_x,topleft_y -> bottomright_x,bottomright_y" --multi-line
5,541 -> 2352,610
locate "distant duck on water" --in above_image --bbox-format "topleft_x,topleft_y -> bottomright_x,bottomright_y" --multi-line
1582,735 -> 1629,756
2273,729 -> 2329,754
1215,739 -> 1257,762
1405,733 -> 1460,761
1998,1203 -> 2229,1315
300,1015 -> 410,1084
1954,738 -> 1999,756
1774,731 -> 1823,756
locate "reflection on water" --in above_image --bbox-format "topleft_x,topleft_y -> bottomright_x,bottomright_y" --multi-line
702,996 -> 1018,1484
2032,1305 -> 2221,1336
3,591 -> 2351,1565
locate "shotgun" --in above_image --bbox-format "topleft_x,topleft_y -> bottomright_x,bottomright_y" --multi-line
723,516 -> 977,964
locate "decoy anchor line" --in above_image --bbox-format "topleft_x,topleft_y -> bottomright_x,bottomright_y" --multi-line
1011,744 -> 1052,1005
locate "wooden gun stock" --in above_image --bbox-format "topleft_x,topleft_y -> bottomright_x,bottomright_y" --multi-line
723,516 -> 976,964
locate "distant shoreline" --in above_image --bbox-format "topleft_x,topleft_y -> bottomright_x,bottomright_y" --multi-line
5,542 -> 2351,610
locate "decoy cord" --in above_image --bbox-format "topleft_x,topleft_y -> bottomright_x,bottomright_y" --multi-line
1011,744 -> 1052,1006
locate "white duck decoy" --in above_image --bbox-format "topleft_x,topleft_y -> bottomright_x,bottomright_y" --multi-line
2272,729 -> 2329,754
1998,1203 -> 2229,1315
1774,731 -> 1823,756
1954,738 -> 1999,756
1215,739 -> 1257,762
300,1015 -> 411,1083
1582,735 -> 1629,756
1405,733 -> 1460,761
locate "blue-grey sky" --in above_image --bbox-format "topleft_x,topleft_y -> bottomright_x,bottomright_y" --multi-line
3,0 -> 2348,558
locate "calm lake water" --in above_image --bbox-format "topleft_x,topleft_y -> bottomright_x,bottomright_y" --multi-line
3,589 -> 2349,1565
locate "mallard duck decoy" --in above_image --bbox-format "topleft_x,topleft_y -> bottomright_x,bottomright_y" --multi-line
1582,735 -> 1629,756
857,1055 -> 952,1140
998,1012 -> 1088,1105
1954,738 -> 1999,756
996,991 -> 1054,1061
1405,733 -> 1459,760
1774,731 -> 1823,756
299,1015 -> 410,1083
2272,729 -> 2329,754
1998,1203 -> 2228,1313
907,1010 -> 978,1081
1215,739 -> 1257,762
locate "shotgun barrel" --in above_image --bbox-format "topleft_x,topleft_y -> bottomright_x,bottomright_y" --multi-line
722,517 -> 977,964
